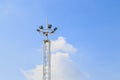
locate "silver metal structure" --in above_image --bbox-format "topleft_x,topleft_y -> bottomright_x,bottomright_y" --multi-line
37,20 -> 57,80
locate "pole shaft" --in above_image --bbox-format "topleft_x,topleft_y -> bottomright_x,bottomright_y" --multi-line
43,40 -> 51,80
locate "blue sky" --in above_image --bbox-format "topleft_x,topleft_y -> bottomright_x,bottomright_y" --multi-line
0,0 -> 120,80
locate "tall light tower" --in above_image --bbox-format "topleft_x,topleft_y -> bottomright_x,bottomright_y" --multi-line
36,20 -> 57,80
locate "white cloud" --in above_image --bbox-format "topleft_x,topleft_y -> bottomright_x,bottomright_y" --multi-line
51,36 -> 77,53
22,36 -> 87,80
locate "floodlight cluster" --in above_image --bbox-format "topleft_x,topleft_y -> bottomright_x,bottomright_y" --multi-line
37,24 -> 57,37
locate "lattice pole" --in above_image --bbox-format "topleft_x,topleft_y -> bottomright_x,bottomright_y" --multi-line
43,39 -> 51,80
37,19 -> 57,80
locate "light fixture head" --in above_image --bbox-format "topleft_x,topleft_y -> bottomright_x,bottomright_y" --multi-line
43,32 -> 46,34
51,31 -> 54,34
39,25 -> 43,29
54,27 -> 57,31
36,29 -> 40,32
48,24 -> 52,29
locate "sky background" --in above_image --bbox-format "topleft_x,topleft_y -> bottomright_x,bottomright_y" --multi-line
0,0 -> 120,80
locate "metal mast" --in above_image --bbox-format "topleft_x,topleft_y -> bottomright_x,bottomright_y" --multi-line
37,20 -> 57,80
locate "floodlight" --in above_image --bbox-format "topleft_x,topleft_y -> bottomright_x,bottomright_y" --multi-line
48,24 -> 52,29
39,25 -> 43,29
51,31 -> 54,34
43,32 -> 46,34
36,29 -> 40,32
54,27 -> 57,31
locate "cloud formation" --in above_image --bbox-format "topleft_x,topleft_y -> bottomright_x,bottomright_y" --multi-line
51,36 -> 77,53
22,36 -> 85,80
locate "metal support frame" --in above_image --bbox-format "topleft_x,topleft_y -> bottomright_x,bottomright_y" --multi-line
43,40 -> 51,80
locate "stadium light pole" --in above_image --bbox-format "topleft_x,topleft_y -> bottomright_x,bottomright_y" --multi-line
36,20 -> 57,80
